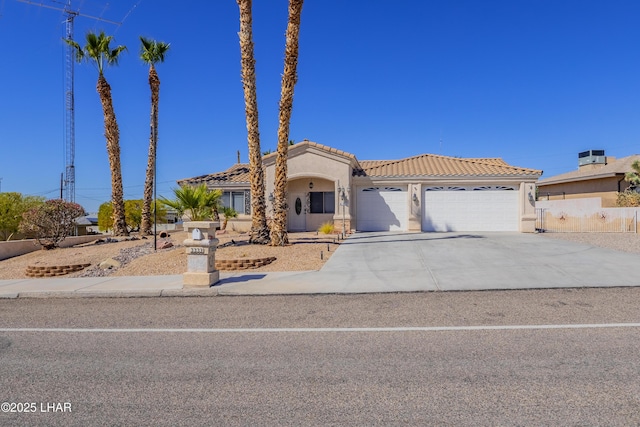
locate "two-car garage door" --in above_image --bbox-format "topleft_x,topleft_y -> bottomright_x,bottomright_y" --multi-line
356,185 -> 520,232
422,186 -> 519,232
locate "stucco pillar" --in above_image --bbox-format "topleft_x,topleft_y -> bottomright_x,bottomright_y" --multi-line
334,181 -> 352,234
408,183 -> 422,231
520,182 -> 537,233
182,221 -> 220,287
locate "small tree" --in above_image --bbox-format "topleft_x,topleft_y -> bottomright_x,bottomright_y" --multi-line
97,201 -> 114,232
0,192 -> 45,240
99,199 -> 166,232
19,199 -> 85,249
625,160 -> 640,191
220,206 -> 238,230
159,184 -> 222,221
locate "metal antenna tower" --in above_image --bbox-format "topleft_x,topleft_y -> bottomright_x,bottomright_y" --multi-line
63,6 -> 77,202
18,0 -> 121,203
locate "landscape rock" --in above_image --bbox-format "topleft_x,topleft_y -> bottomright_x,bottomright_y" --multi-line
99,258 -> 121,270
158,241 -> 173,250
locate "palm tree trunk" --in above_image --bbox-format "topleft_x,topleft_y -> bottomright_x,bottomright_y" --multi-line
271,0 -> 304,246
97,75 -> 128,236
141,65 -> 160,235
237,0 -> 269,244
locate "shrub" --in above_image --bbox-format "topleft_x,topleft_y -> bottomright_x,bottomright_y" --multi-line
19,199 -> 85,249
0,192 -> 45,240
616,191 -> 640,207
318,221 -> 334,234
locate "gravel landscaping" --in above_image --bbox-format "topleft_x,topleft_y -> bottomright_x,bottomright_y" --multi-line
538,232 -> 640,254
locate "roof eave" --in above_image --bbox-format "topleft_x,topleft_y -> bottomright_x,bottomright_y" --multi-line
538,171 -> 623,186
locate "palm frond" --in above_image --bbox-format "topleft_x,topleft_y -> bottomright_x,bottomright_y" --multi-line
139,36 -> 170,65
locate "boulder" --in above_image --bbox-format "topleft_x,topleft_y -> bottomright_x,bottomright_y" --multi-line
158,241 -> 174,250
99,258 -> 121,270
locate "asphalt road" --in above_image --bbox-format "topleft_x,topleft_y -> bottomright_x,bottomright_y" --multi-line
1,289 -> 640,426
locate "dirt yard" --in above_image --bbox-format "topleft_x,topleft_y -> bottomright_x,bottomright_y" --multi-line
0,231 -> 342,279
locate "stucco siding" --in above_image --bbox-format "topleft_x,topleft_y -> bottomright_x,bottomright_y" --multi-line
538,176 -> 628,207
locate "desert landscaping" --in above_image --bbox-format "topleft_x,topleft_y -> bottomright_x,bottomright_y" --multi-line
0,230 -> 341,280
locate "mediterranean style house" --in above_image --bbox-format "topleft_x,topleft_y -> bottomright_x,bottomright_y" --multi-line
178,141 -> 542,233
537,150 -> 640,207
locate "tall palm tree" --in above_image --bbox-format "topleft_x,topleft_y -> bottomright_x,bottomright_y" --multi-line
270,0 -> 304,246
66,32 -> 128,236
237,0 -> 270,244
139,37 -> 170,235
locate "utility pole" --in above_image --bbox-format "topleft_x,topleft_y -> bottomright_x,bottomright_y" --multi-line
0,177 -> 3,193
18,0 -> 121,204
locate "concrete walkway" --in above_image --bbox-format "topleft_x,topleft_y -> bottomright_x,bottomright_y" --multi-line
1,232 -> 638,298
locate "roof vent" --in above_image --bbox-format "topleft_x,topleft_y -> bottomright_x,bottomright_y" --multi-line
578,149 -> 606,167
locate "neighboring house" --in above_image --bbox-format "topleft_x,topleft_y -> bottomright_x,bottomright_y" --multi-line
537,150 -> 640,207
75,214 -> 100,236
178,141 -> 542,233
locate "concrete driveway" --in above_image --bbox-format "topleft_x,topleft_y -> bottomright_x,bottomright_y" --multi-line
218,232 -> 640,294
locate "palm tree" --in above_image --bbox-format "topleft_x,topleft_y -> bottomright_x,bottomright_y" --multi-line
139,37 -> 170,235
270,0 -> 304,246
237,0 -> 270,244
66,32 -> 128,236
220,206 -> 238,230
159,184 -> 222,222
625,160 -> 640,191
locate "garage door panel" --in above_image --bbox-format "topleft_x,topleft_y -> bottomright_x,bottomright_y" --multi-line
423,190 -> 518,232
357,188 -> 407,231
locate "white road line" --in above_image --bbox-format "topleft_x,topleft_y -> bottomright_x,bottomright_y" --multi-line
1,324 -> 640,333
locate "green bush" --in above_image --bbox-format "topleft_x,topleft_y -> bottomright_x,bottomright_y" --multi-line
0,192 -> 45,240
99,200 -> 167,232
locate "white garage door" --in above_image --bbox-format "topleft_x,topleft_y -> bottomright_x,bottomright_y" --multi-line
422,186 -> 519,231
357,187 -> 408,231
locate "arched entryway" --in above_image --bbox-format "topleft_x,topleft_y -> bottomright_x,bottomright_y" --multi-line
286,177 -> 336,232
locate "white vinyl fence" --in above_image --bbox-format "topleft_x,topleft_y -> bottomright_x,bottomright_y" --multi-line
536,198 -> 639,233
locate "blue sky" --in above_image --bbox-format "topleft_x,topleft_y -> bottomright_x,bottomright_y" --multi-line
1,0 -> 639,213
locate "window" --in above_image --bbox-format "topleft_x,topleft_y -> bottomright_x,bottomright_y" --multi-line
309,192 -> 335,214
221,191 -> 248,214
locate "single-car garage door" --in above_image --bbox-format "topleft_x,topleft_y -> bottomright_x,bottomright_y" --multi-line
422,186 -> 519,231
357,187 -> 408,231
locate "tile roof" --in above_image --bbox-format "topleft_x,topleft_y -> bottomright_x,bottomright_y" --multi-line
355,154 -> 541,177
538,155 -> 640,186
178,163 -> 251,186
179,144 -> 542,186
262,140 -> 358,162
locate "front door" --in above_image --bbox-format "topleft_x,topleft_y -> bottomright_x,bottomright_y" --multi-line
288,193 -> 306,231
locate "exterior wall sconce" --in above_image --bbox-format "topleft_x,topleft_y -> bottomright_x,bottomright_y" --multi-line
412,193 -> 419,204
268,192 -> 275,203
309,181 -> 314,189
